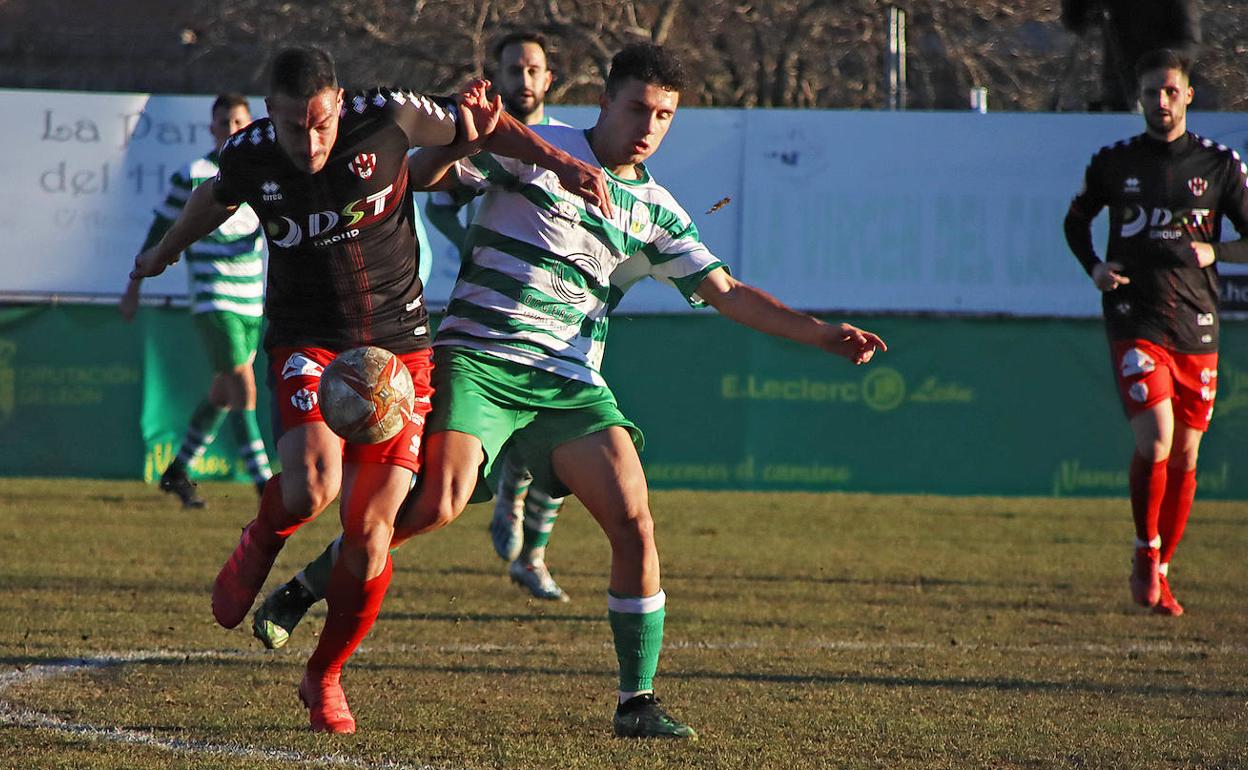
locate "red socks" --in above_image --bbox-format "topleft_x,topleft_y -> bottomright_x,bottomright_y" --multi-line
1159,468 -> 1197,565
1128,455 -> 1167,543
257,474 -> 312,545
307,555 -> 394,676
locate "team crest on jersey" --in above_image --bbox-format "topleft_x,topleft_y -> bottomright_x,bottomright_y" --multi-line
550,199 -> 580,224
349,153 -> 377,180
627,200 -> 652,237
1187,177 -> 1208,197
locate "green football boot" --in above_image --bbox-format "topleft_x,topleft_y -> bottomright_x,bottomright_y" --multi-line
613,694 -> 698,740
251,579 -> 317,650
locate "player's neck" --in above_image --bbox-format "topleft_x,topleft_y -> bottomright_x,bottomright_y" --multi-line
1146,123 -> 1187,144
520,106 -> 545,126
587,128 -> 640,180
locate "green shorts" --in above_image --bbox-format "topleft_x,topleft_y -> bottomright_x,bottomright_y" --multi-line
193,311 -> 261,372
429,346 -> 643,502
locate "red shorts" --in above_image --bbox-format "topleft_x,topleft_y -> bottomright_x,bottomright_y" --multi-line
1109,338 -> 1218,431
269,346 -> 434,472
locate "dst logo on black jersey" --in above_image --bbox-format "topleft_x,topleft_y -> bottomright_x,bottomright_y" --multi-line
264,183 -> 396,249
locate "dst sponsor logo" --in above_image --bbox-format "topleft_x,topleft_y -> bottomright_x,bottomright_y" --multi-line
264,184 -> 395,249
1120,206 -> 1210,240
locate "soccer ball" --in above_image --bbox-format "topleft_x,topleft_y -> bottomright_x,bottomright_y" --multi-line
319,346 -> 415,444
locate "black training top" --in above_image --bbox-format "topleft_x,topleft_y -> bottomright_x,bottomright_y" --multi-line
1064,132 -> 1248,353
213,88 -> 460,354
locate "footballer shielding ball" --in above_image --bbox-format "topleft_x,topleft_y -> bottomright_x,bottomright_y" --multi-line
319,346 -> 415,444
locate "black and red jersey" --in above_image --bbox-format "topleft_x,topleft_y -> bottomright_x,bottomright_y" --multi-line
213,88 -> 460,354
1065,131 -> 1248,353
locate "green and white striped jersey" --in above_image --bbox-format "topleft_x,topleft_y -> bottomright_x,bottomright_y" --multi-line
425,114 -> 571,251
436,125 -> 725,386
148,151 -> 265,316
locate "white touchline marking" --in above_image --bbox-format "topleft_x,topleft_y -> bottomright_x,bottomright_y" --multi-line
0,650 -> 465,770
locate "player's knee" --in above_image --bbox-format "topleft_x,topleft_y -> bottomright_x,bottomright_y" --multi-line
1138,437 -> 1171,463
424,496 -> 463,532
338,531 -> 392,580
345,523 -> 393,559
1170,445 -> 1199,471
604,506 -> 655,554
281,474 -> 339,518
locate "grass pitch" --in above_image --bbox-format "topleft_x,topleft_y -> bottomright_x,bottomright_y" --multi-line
1,478 -> 1246,770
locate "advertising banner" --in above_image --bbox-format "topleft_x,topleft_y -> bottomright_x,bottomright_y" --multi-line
601,314 -> 1248,498
0,304 -> 272,483
4,305 -> 1246,500
7,88 -> 1246,317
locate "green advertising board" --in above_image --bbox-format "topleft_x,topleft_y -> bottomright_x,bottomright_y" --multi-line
599,314 -> 1248,499
0,304 -> 273,483
2,304 -> 1246,499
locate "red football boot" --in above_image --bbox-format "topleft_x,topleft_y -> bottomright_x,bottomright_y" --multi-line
1129,546 -> 1161,607
212,519 -> 283,628
299,669 -> 356,734
1152,574 -> 1184,617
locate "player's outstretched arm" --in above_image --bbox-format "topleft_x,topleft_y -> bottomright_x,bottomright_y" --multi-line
130,182 -> 235,279
410,81 -> 611,215
695,267 -> 886,365
480,110 -> 613,216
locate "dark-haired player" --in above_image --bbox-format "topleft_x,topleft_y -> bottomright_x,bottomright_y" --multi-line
424,30 -> 572,601
120,93 -> 272,507
264,43 -> 884,739
130,45 -> 609,734
1064,48 -> 1248,616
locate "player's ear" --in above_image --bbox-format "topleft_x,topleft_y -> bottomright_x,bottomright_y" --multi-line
1185,85 -> 1194,106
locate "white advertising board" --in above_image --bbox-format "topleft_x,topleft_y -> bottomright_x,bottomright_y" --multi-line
3,88 -> 1246,316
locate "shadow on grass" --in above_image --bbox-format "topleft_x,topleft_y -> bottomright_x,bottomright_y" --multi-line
5,654 -> 1245,704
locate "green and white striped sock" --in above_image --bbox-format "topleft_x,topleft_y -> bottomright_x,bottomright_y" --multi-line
175,401 -> 227,469
518,486 -> 564,563
231,408 -> 272,484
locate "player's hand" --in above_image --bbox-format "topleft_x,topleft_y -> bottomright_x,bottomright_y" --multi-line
1091,261 -> 1130,291
554,158 -> 613,218
820,323 -> 887,365
130,246 -> 175,280
118,279 -> 141,321
455,79 -> 501,152
1188,241 -> 1216,268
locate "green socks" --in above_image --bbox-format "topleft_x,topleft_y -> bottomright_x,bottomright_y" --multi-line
608,590 -> 667,693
